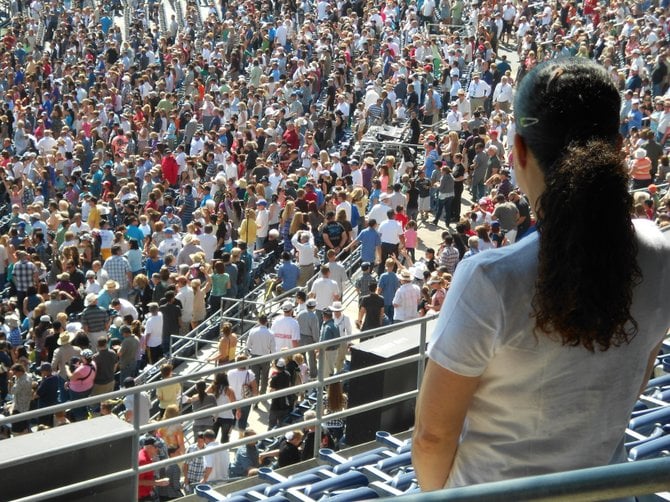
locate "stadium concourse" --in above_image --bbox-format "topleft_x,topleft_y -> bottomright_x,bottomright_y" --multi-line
0,0 -> 669,500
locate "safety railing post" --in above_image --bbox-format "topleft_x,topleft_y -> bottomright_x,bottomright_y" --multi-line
131,390 -> 140,501
314,347 -> 325,459
418,319 -> 428,389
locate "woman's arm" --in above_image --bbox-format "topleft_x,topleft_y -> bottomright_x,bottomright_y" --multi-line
412,359 -> 480,491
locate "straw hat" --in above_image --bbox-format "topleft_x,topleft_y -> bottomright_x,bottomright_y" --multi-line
104,280 -> 119,291
57,331 -> 73,346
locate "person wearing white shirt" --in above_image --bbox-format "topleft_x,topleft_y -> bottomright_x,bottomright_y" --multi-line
367,196 -> 391,224
492,76 -> 514,112
350,161 -> 363,186
68,214 -> 90,236
190,132 -> 205,157
268,166 -> 284,193
516,17 -> 531,40
143,304 -> 164,360
330,157 -> 343,178
175,147 -> 187,175
111,297 -> 139,320
198,225 -> 218,262
224,157 -> 238,181
501,1 -> 516,43
36,130 -> 57,155
335,193 -> 352,221
255,201 -> 270,250
310,266 -> 340,311
456,90 -> 471,119
335,96 -> 350,117
84,271 -> 102,295
392,270 -> 421,321
175,278 -> 194,333
446,102 -> 463,131
331,302 -> 352,371
292,231 -> 318,286
201,430 -> 229,483
468,74 -> 491,114
271,303 -> 301,351
378,210 -> 405,269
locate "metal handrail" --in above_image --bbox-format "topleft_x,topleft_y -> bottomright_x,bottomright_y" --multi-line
398,457 -> 670,502
0,315 -> 434,501
0,314 -> 435,427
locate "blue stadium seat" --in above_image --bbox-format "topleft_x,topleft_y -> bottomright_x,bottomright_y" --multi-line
375,431 -> 406,451
262,474 -> 322,496
194,484 -> 227,501
628,406 -> 670,433
375,451 -> 412,473
629,435 -> 670,460
327,486 -> 380,501
319,447 -> 389,474
390,470 -> 418,491
303,471 -> 369,498
625,425 -> 665,450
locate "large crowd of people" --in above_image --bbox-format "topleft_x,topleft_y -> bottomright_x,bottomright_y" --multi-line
1,0 -> 670,497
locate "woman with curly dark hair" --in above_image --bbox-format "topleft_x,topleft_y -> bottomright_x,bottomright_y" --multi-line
413,59 -> 670,491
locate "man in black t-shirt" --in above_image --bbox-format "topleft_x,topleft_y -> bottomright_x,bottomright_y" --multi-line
278,430 -> 303,467
357,282 -> 385,331
268,358 -> 292,429
451,154 -> 466,220
415,170 -> 432,219
321,211 -> 346,252
508,191 -> 531,240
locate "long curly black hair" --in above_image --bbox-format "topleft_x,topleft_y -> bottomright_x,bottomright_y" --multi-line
515,59 -> 641,351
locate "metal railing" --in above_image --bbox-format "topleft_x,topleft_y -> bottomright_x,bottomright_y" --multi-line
0,314 -> 434,502
398,456 -> 670,501
3,313 -> 670,501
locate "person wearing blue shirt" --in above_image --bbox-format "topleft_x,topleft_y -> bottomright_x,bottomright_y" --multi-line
378,258 -> 400,322
424,142 -> 439,178
346,219 -> 381,265
626,100 -> 643,133
125,217 -> 145,244
100,14 -> 113,34
276,252 -> 300,292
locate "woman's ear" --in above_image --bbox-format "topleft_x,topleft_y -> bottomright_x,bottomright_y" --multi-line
513,133 -> 527,170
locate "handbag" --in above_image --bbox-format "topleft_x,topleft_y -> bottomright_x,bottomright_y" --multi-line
242,371 -> 253,399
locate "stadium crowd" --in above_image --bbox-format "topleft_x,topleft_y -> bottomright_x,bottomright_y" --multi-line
1,0 -> 670,496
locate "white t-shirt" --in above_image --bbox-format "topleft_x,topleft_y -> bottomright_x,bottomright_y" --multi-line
310,277 -> 339,309
198,233 -> 218,261
378,219 -> 404,245
176,286 -> 194,323
271,315 -> 301,351
428,220 -> 670,488
144,313 -> 163,348
203,441 -> 229,481
227,368 -> 255,401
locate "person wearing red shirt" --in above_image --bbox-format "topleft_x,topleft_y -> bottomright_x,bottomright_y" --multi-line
394,206 -> 409,229
304,183 -> 318,207
138,436 -> 169,501
282,122 -> 300,150
161,151 -> 179,187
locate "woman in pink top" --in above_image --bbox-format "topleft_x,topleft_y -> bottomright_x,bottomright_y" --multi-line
404,220 -> 418,261
66,349 -> 96,421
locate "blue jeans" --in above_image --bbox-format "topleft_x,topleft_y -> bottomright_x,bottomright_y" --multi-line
236,405 -> 251,430
434,196 -> 454,224
57,375 -> 69,403
68,388 -> 92,421
384,305 -> 394,324
472,181 -> 486,201
119,362 -> 136,384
